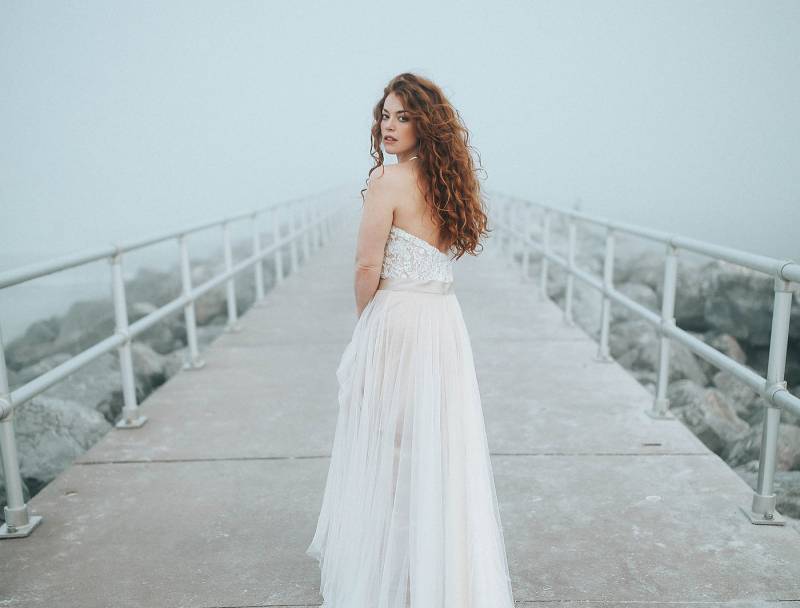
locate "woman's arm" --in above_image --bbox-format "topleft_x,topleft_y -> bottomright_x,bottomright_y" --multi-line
354,171 -> 395,318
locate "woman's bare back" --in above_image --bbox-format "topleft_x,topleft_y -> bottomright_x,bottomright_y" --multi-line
389,162 -> 449,255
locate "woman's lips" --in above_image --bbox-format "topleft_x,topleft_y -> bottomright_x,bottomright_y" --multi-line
384,137 -> 397,143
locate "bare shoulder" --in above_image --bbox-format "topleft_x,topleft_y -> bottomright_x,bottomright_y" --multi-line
365,164 -> 415,210
366,163 -> 408,189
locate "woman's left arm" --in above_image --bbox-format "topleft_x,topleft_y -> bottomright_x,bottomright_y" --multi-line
354,172 -> 395,318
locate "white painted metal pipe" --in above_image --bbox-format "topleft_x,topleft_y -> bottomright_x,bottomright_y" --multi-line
222,222 -> 240,332
596,226 -> 615,363
564,219 -> 575,325
111,252 -> 146,429
289,205 -> 299,274
179,235 -> 204,370
649,243 -> 678,420
273,205 -> 284,285
540,210 -> 550,301
252,213 -> 265,303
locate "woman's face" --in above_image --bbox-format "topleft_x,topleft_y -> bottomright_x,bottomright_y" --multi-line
381,92 -> 417,157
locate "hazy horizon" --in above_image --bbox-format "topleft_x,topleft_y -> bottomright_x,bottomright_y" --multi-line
1,0 -> 798,341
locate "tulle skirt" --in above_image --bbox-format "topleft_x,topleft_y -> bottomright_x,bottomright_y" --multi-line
306,277 -> 515,608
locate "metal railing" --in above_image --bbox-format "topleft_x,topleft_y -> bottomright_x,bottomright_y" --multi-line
487,190 -> 799,527
0,187 -> 352,538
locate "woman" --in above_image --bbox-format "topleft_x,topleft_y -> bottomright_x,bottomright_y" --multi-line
306,72 -> 515,608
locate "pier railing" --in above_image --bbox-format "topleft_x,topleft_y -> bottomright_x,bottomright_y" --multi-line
488,190 -> 799,527
0,188 -> 351,539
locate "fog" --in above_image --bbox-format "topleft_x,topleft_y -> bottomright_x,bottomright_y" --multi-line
1,0 -> 798,340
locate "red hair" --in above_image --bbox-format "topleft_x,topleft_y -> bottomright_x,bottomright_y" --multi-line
360,72 -> 491,259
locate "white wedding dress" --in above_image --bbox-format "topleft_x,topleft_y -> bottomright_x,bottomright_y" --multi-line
306,224 -> 515,608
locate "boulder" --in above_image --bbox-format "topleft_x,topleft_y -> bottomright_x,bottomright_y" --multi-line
728,423 -> 800,471
9,394 -> 111,488
667,379 -> 750,458
616,327 -> 708,386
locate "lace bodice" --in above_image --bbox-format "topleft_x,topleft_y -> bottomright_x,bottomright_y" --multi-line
380,225 -> 454,282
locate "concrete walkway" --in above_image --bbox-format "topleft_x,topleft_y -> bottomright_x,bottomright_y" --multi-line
2,204 -> 800,607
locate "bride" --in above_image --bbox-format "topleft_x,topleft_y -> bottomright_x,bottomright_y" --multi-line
306,72 -> 515,608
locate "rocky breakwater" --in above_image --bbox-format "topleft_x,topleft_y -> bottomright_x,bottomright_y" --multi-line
513,225 -> 800,523
0,239 -> 285,517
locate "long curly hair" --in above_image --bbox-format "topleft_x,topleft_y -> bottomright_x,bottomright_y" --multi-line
359,73 -> 490,259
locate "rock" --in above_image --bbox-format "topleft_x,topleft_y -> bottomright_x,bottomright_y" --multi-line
125,268 -> 181,310
129,301 -> 157,322
612,282 -> 659,323
712,370 -> 764,422
6,368 -> 19,390
631,368 -> 657,395
616,327 -> 708,386
728,423 -> 800,471
668,380 -> 750,458
18,352 -> 118,416
694,333 -> 747,379
571,280 -> 603,341
14,343 -> 176,424
609,319 -> 659,359
668,257 -> 716,330
616,250 -> 665,293
11,395 -> 111,484
707,333 -> 747,365
15,352 -> 72,385
193,287 -> 230,326
5,299 -> 115,370
702,260 -> 779,347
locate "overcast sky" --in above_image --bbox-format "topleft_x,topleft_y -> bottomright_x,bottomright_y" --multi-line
1,0 -> 798,271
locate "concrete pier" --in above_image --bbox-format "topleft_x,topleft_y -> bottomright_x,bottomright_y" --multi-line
2,205 -> 799,607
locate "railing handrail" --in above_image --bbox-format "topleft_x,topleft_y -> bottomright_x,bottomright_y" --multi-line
0,184 -> 348,290
487,190 -> 797,527
0,188 -> 352,538
489,191 -> 800,283
3,206 -> 337,412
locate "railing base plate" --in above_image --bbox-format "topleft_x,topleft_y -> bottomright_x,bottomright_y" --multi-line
0,514 -> 42,539
115,414 -> 148,429
645,408 -> 676,420
182,359 -> 206,371
739,505 -> 786,525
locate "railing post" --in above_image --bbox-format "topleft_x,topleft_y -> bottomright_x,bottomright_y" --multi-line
741,276 -> 792,525
289,204 -> 299,274
563,217 -> 576,325
222,221 -> 241,332
310,204 -> 319,253
316,202 -> 325,248
272,205 -> 284,285
0,326 -> 43,538
596,226 -> 615,362
302,200 -> 311,262
323,199 -> 332,243
111,251 -> 147,428
647,242 -> 678,420
179,234 -> 205,370
251,212 -> 265,303
540,209 -> 550,301
511,201 -> 519,271
521,203 -> 531,281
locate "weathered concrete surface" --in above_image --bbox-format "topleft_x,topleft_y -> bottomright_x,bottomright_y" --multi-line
2,204 -> 799,608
